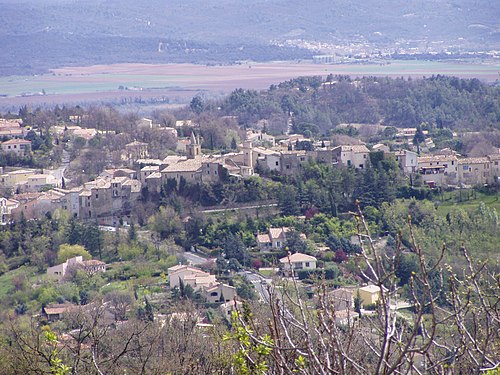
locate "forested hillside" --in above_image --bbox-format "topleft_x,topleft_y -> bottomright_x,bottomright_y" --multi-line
0,0 -> 498,75
212,75 -> 500,133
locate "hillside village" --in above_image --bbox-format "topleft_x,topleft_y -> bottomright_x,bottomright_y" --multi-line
0,75 -> 498,373
1,115 -> 499,225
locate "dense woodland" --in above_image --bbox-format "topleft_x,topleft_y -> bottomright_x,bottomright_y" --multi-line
0,75 -> 499,374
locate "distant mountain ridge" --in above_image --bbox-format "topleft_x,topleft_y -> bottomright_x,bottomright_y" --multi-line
0,0 -> 498,75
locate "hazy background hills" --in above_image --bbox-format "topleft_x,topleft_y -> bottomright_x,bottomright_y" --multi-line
0,0 -> 498,75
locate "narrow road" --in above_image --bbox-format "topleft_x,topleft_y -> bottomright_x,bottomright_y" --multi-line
238,270 -> 270,303
46,149 -> 70,187
200,203 -> 277,213
183,251 -> 213,266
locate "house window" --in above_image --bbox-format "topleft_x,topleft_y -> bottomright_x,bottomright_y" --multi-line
286,165 -> 290,169
305,262 -> 310,267
210,292 -> 218,297
363,155 -> 366,159
359,164 -> 364,169
347,160 -> 351,166
95,194 -> 98,199
275,161 -> 279,166
452,161 -> 455,165
463,165 -> 468,170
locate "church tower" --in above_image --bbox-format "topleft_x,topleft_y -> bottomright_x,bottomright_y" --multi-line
187,131 -> 201,159
242,140 -> 253,169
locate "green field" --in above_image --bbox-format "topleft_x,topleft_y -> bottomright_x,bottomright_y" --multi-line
0,60 -> 498,98
436,190 -> 500,216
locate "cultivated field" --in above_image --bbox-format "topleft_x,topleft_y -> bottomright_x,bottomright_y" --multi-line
0,60 -> 498,109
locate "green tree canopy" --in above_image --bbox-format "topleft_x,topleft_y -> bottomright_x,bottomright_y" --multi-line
57,244 -> 91,264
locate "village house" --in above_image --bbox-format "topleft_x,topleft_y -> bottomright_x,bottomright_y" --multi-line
328,288 -> 354,311
168,265 -> 217,291
220,300 -> 243,319
332,145 -> 370,169
101,168 -> 137,180
246,129 -> 275,146
0,118 -> 25,138
372,143 -> 391,154
252,146 -> 281,172
280,252 -> 317,274
72,127 -> 98,140
280,150 -> 309,175
124,141 -> 149,164
161,158 -> 203,185
42,303 -> 77,322
183,272 -> 218,291
457,157 -> 491,185
26,189 -> 67,219
204,283 -> 237,304
78,176 -> 141,221
325,287 -> 360,325
488,154 -> 500,182
0,169 -> 36,189
257,227 -> 303,250
47,256 -> 106,280
47,256 -> 78,279
24,173 -> 57,192
138,118 -> 154,128
395,150 -> 419,174
10,192 -> 42,220
0,197 -> 19,224
358,284 -> 382,307
55,187 -> 83,218
417,154 -> 459,187
154,136 -> 253,190
1,139 -> 31,156
139,165 -> 160,184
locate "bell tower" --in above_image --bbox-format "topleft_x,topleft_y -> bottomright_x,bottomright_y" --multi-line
187,131 -> 201,159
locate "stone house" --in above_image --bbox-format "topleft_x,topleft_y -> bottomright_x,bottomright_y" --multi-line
328,288 -> 354,311
280,150 -> 309,175
458,157 -> 491,185
24,174 -> 57,192
489,154 -> 500,182
0,118 -> 25,138
78,177 -> 141,220
395,150 -> 418,174
204,283 -> 237,304
332,145 -> 370,169
1,139 -> 31,156
124,141 -> 149,164
0,197 -> 19,224
417,154 -> 459,186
